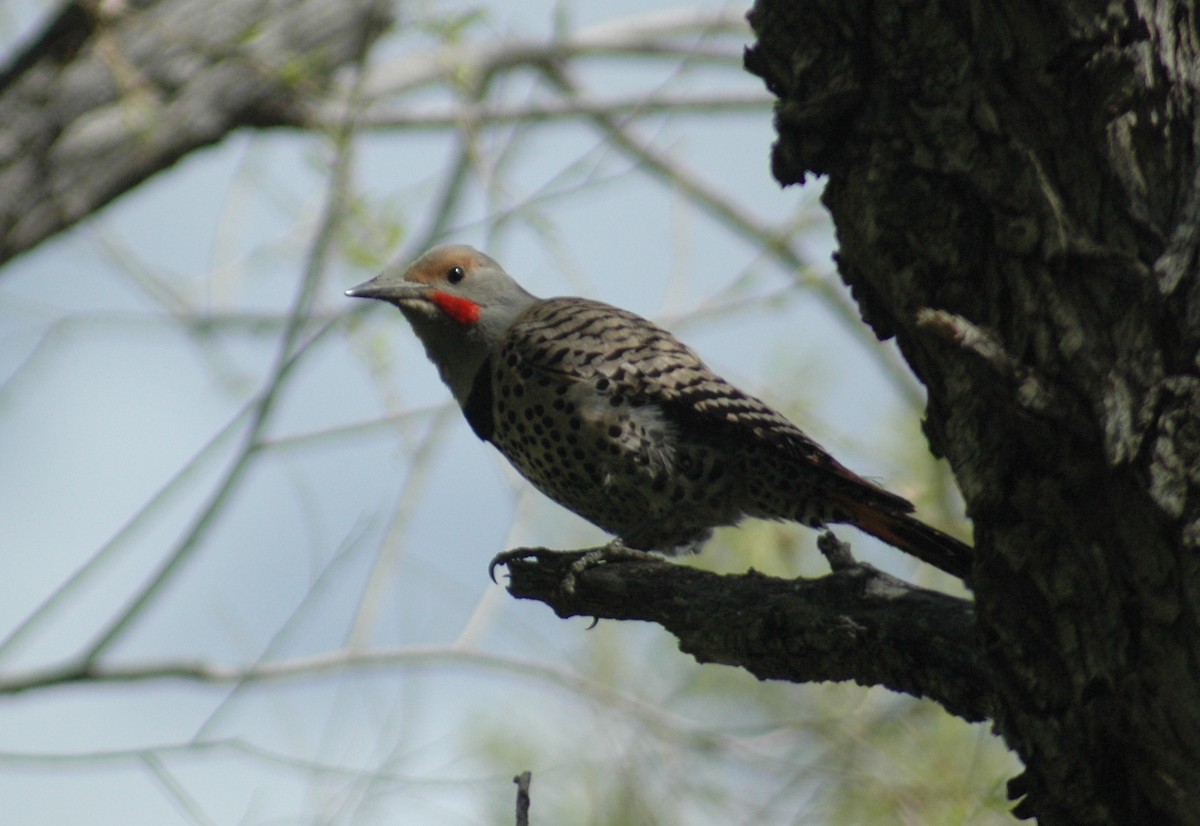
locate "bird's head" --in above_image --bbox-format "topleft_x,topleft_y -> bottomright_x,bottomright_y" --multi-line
347,244 -> 537,332
346,244 -> 539,402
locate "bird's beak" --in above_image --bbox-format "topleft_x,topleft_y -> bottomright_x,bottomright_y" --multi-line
345,275 -> 430,305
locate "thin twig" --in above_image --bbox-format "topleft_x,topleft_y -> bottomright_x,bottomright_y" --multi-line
141,752 -> 220,826
0,646 -> 748,751
77,320 -> 339,664
76,21 -> 377,664
514,771 -> 532,826
323,92 -> 770,130
0,396 -> 254,661
351,8 -> 751,104
192,515 -> 379,739
346,406 -> 459,647
540,65 -> 927,411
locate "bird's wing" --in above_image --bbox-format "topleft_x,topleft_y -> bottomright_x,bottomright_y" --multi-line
505,297 -> 915,514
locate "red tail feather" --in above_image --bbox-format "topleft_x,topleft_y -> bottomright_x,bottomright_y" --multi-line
839,498 -> 973,584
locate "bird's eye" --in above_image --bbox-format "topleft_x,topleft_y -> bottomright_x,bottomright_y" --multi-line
447,266 -> 465,284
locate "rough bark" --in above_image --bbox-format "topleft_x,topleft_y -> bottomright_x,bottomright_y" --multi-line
738,1 -> 1200,824
0,0 -> 391,267
499,547 -> 990,722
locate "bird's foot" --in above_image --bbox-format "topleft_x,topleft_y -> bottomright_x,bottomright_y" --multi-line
562,540 -> 664,594
817,530 -> 857,572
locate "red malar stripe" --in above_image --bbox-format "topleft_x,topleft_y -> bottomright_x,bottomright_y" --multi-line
429,291 -> 481,325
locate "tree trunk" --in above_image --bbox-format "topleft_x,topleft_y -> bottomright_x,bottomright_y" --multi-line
744,1 -> 1200,823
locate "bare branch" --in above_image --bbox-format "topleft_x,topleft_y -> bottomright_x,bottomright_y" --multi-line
77,30 -> 378,662
514,771 -> 532,826
536,65 -> 927,411
0,0 -> 392,267
0,645 -> 789,754
315,92 -> 771,130
495,549 -> 990,724
353,8 -> 751,103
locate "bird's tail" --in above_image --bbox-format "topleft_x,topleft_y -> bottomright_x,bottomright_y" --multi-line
838,498 -> 974,585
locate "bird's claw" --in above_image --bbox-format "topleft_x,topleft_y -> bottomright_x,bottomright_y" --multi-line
488,548 -> 542,582
489,543 -> 665,593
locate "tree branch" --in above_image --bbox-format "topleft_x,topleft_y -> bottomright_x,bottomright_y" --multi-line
496,548 -> 991,724
0,0 -> 391,266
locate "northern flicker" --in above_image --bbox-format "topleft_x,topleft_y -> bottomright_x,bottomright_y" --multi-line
346,245 -> 972,582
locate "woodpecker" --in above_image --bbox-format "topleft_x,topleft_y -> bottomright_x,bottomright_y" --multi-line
346,245 -> 972,582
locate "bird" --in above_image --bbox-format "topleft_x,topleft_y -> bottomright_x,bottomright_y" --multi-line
345,245 -> 973,583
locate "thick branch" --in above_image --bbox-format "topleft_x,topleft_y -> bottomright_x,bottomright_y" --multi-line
497,548 -> 991,723
0,0 -> 391,266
